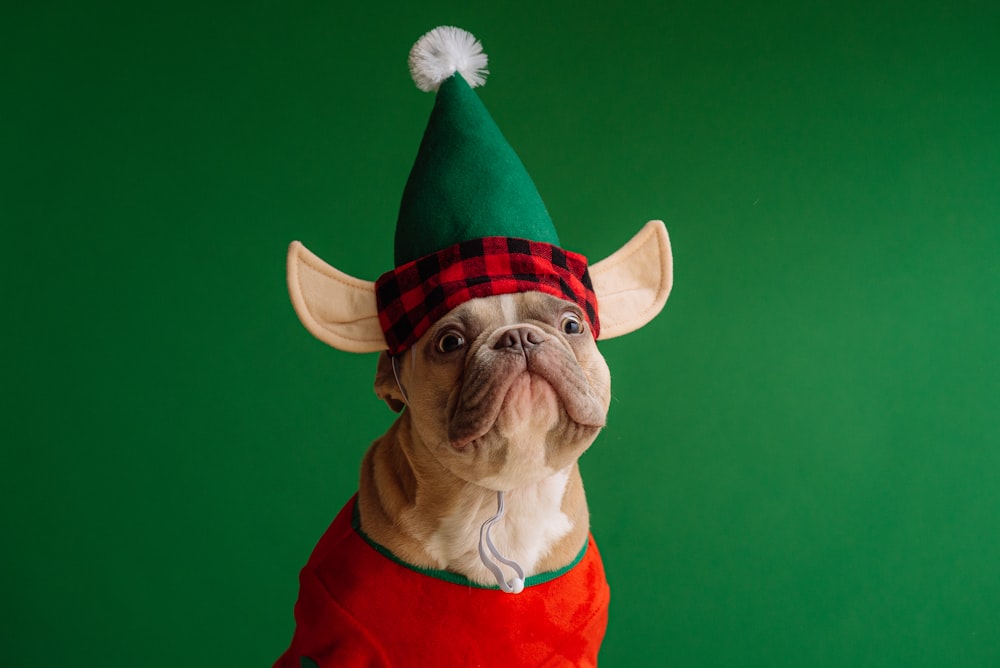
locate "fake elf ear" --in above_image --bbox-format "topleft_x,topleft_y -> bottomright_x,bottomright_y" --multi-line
589,220 -> 673,340
286,240 -> 384,353
287,220 -> 672,352
286,26 -> 673,353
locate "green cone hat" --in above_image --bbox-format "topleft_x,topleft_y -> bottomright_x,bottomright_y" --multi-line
285,27 -> 674,357
395,26 -> 560,266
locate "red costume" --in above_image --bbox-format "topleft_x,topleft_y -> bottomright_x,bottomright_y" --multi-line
275,497 -> 610,668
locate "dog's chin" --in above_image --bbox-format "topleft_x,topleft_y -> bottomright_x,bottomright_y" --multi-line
431,373 -> 603,491
449,418 -> 603,491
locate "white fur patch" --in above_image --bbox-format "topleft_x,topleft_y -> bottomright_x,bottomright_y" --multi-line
425,467 -> 573,580
498,293 -> 519,326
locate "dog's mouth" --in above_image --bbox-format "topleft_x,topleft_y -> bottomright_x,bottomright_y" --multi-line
447,354 -> 607,449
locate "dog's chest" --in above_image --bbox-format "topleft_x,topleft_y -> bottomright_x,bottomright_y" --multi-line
425,468 -> 573,580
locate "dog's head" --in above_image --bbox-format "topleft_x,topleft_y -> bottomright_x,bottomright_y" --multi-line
373,291 -> 611,489
287,220 -> 673,488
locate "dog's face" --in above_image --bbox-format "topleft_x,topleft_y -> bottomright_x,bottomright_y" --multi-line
376,292 -> 612,491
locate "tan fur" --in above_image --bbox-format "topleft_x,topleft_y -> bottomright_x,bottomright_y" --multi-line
358,292 -> 612,585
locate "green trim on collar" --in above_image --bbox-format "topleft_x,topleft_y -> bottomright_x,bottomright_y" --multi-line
351,498 -> 587,590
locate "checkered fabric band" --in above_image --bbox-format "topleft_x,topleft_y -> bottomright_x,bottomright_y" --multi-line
375,237 -> 599,355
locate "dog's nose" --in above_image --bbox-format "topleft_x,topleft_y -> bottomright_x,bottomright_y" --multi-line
493,327 -> 545,352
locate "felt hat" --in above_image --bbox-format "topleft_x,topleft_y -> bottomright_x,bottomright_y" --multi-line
395,26 -> 558,265
288,26 -> 674,354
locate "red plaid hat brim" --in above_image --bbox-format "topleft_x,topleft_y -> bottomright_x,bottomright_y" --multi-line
375,237 -> 599,355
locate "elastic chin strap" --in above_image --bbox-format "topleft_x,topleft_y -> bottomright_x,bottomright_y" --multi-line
390,354 -> 410,404
478,491 -> 525,594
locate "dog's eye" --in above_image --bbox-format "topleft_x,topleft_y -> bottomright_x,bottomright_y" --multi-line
561,313 -> 583,335
436,331 -> 466,353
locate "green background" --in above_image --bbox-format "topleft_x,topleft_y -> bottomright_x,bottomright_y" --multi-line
4,1 -> 998,665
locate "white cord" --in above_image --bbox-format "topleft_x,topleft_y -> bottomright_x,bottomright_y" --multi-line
478,491 -> 525,594
391,355 -> 410,403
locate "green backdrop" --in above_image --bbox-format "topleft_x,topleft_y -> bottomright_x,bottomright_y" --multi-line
4,1 -> 998,665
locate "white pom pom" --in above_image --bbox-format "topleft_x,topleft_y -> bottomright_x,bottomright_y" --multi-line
408,26 -> 489,92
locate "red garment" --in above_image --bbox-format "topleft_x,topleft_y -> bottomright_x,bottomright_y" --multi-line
275,496 -> 610,668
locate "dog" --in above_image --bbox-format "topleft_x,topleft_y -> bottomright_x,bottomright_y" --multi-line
362,289 -> 610,577
276,220 -> 672,667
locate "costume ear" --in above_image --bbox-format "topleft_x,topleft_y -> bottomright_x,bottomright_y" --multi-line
287,241 -> 388,353
590,220 -> 673,340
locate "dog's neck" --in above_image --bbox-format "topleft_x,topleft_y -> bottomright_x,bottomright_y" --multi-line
357,415 -> 591,586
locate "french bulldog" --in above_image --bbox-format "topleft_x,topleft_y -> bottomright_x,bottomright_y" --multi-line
276,220 -> 672,668
361,289 -> 611,584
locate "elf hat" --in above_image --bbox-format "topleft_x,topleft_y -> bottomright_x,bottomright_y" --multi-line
288,26 -> 674,355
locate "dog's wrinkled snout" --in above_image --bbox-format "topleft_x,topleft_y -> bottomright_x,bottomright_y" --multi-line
493,326 -> 546,352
